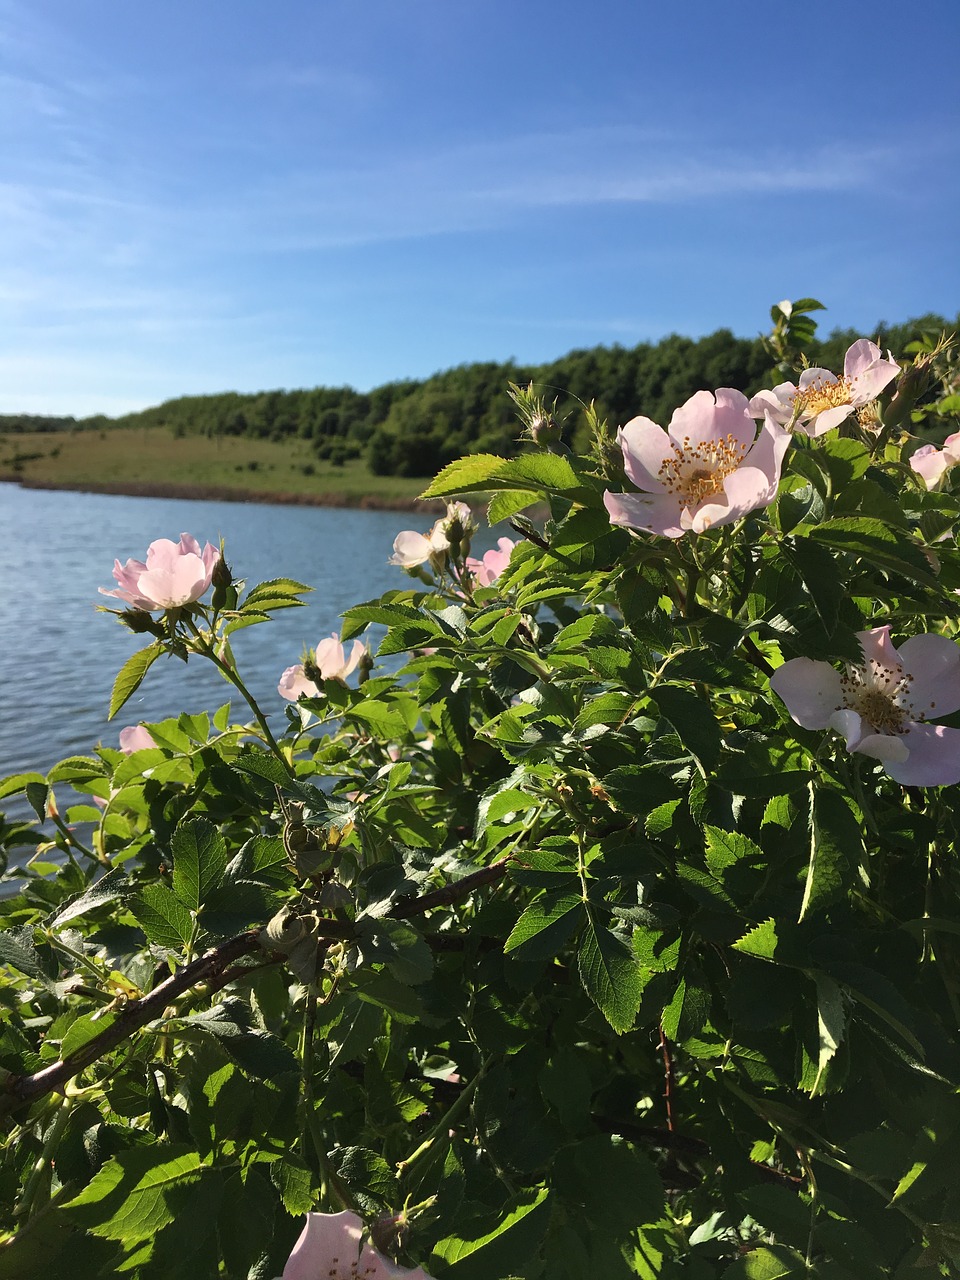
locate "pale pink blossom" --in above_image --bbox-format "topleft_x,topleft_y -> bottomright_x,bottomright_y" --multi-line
100,533 -> 219,610
278,632 -> 366,701
280,1211 -> 434,1280
603,389 -> 790,538
749,339 -> 900,437
465,537 -> 517,587
770,625 -> 960,786
389,502 -> 476,568
909,433 -> 960,490
118,725 -> 157,754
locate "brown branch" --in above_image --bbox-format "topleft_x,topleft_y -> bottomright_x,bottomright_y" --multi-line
389,857 -> 513,918
658,1022 -> 676,1132
2,930 -> 262,1112
2,857 -> 514,1113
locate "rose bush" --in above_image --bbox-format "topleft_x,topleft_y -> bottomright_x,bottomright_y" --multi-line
2,299 -> 960,1279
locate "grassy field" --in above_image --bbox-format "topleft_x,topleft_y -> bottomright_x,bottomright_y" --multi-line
0,426 -> 432,507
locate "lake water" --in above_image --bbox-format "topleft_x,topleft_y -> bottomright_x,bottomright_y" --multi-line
0,481 -> 478,785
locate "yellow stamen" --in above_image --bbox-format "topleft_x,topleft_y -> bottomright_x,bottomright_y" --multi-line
793,374 -> 852,418
657,432 -> 747,507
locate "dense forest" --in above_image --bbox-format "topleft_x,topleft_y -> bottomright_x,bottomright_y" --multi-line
1,313 -> 954,477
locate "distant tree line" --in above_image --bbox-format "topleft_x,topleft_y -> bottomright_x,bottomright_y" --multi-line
1,314 -> 953,476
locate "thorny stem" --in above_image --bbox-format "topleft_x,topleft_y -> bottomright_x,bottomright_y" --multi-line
183,615 -> 289,769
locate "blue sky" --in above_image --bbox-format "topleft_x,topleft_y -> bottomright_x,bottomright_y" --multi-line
2,0 -> 958,417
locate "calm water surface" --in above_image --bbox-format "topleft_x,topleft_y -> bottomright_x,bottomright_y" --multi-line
0,482 -> 476,783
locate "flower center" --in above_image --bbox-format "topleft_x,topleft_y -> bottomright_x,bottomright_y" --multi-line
657,433 -> 748,507
856,399 -> 882,431
839,661 -> 918,734
793,374 -> 852,419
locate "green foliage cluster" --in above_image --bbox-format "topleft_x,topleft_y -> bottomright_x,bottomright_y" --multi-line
2,313 -> 954,482
1,305 -> 960,1277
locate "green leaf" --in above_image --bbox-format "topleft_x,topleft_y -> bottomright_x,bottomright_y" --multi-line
496,452 -> 580,492
270,1154 -> 317,1216
810,973 -> 846,1096
649,685 -> 722,769
722,1244 -> 807,1279
800,785 -> 859,921
808,517 -> 936,584
578,911 -> 644,1033
133,883 -> 194,950
60,1011 -> 118,1060
553,1134 -> 664,1231
488,489 -> 542,523
418,453 -> 510,498
504,891 -> 583,961
0,771 -> 45,800
48,867 -> 133,930
242,577 -> 311,610
171,818 -> 228,910
430,1188 -> 549,1278
661,975 -> 709,1041
64,1144 -> 210,1242
108,642 -> 163,720
780,538 -> 843,632
732,918 -> 779,961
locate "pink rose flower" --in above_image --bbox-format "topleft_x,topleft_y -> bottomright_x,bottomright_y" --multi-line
603,389 -> 789,538
281,1211 -> 435,1280
100,533 -> 219,610
278,632 -> 366,701
770,625 -> 960,786
909,433 -> 960,490
465,536 -> 517,587
748,339 -> 900,437
118,725 -> 157,754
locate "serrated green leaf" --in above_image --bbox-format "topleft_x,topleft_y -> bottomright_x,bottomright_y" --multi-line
48,867 -> 133,930
171,817 -> 227,910
108,642 -> 163,720
60,1010 -> 118,1060
504,892 -> 583,960
64,1144 -> 209,1242
418,453 -> 510,498
810,973 -> 846,1096
578,911 -> 644,1033
488,489 -> 542,523
649,685 -> 722,769
721,1244 -> 806,1279
0,771 -> 46,800
134,883 -> 193,950
800,785 -> 859,921
733,918 -> 779,961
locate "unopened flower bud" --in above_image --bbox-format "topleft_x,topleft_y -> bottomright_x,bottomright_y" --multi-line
529,411 -> 562,446
120,609 -> 165,637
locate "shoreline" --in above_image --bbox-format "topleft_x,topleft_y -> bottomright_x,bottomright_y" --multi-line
0,473 -> 445,512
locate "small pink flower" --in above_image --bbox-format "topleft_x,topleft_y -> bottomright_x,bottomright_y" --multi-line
389,502 -> 476,568
770,625 -> 960,786
118,725 -> 157,754
749,339 -> 900,437
603,389 -> 790,538
100,533 -> 219,610
465,537 -> 517,587
281,1211 -> 435,1280
278,632 -> 366,701
909,433 -> 960,490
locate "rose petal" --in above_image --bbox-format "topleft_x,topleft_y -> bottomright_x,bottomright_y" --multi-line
617,417 -> 674,493
604,488 -> 685,538
896,633 -> 960,717
667,388 -> 754,454
885,723 -> 960,786
769,658 -> 844,729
